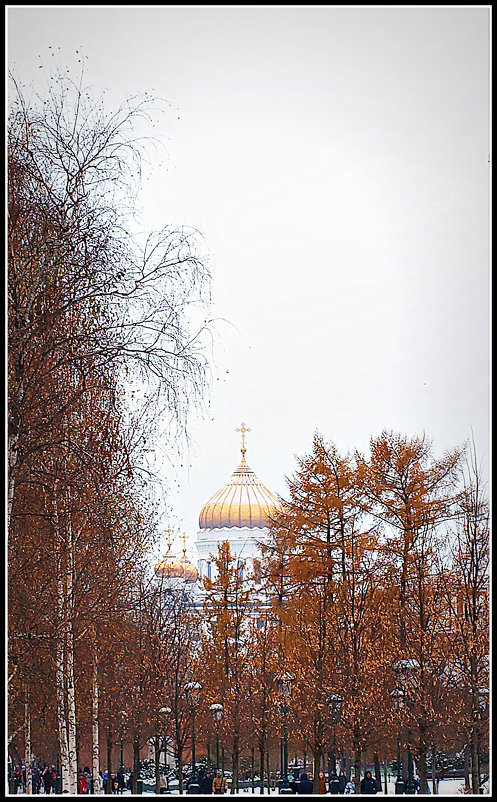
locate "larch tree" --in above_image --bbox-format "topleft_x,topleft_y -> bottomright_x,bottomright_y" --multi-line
356,430 -> 462,794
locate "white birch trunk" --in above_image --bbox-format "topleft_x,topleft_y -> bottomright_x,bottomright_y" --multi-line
54,484 -> 71,793
65,508 -> 78,794
91,634 -> 102,794
25,699 -> 32,795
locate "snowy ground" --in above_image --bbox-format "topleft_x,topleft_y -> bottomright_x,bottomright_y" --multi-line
8,777 -> 489,796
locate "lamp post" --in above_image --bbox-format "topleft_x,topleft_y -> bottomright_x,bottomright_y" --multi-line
328,693 -> 342,794
390,689 -> 404,795
159,707 -> 172,771
477,687 -> 489,794
184,681 -> 202,786
276,672 -> 294,794
209,704 -> 223,770
119,710 -> 128,771
394,660 -> 419,796
328,693 -> 343,775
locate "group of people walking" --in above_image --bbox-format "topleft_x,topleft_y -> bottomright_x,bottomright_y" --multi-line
293,768 -> 380,794
190,768 -> 229,794
8,763 -> 59,794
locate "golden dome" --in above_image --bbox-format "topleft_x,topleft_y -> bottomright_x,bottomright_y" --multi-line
179,553 -> 198,582
154,553 -> 186,579
155,533 -> 198,582
199,453 -> 285,530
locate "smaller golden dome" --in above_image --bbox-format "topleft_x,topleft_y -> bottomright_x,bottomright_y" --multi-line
179,553 -> 198,583
154,554 -> 186,579
155,532 -> 198,583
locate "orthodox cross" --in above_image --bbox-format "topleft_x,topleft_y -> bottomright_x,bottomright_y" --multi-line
236,422 -> 251,456
182,533 -> 188,557
166,527 -> 173,553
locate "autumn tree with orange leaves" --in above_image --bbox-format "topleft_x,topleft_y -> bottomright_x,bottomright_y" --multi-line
356,431 -> 462,793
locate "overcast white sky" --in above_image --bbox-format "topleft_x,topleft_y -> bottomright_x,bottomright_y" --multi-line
8,6 -> 491,557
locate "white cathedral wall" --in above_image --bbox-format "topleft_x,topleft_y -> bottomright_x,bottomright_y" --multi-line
195,525 -> 269,582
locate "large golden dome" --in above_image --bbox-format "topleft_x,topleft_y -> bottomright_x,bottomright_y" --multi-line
199,452 -> 285,530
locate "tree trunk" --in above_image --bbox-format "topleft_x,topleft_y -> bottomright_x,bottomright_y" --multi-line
353,744 -> 361,794
25,698 -> 32,795
383,756 -> 388,795
65,510 -> 78,793
463,743 -> 470,792
232,729 -> 239,793
313,750 -> 322,793
54,488 -> 70,794
133,733 -> 140,795
107,726 -> 113,795
91,644 -> 101,793
155,734 -> 161,795
470,724 -> 479,793
374,751 -> 382,792
432,746 -> 438,795
177,744 -> 183,794
259,745 -> 265,794
418,722 -> 428,796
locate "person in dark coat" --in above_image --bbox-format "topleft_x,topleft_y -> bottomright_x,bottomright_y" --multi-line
360,770 -> 378,794
116,768 -> 126,793
200,770 -> 213,794
338,769 -> 347,794
42,766 -> 52,794
32,765 -> 41,794
298,772 -> 313,794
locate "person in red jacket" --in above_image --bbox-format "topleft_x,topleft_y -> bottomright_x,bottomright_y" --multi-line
78,770 -> 90,794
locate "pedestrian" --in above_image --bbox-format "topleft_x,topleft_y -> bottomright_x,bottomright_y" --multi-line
338,769 -> 347,794
78,770 -> 89,794
344,776 -> 357,794
360,770 -> 378,794
200,770 -> 213,794
127,771 -> 134,792
32,764 -> 41,794
319,771 -> 327,793
212,769 -> 228,794
103,769 -> 109,793
42,765 -> 52,795
298,772 -> 313,794
116,767 -> 126,793
13,765 -> 22,794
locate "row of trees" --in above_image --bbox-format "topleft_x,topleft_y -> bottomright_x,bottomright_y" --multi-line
196,431 -> 489,795
8,68 -> 212,795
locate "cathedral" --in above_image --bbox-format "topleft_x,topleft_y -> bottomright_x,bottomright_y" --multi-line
154,423 -> 284,602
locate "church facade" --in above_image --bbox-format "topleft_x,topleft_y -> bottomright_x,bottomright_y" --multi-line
154,424 -> 284,601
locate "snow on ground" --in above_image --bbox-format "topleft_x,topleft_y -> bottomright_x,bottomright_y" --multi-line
9,777 -> 489,796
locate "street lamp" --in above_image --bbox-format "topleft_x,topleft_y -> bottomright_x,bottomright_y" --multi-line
184,682 -> 202,785
477,687 -> 489,794
209,703 -> 223,770
394,660 -> 419,796
276,672 -> 294,793
159,707 -> 172,770
328,693 -> 343,777
119,710 -> 128,771
390,689 -> 405,795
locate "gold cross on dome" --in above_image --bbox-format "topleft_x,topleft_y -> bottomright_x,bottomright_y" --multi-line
236,422 -> 251,455
182,533 -> 188,556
